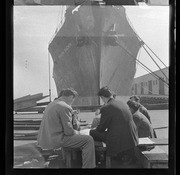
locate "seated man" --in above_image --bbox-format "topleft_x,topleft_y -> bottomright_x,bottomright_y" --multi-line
127,100 -> 155,138
37,88 -> 96,168
129,95 -> 152,123
89,87 -> 139,164
57,89 -> 81,131
129,95 -> 157,138
91,92 -> 116,129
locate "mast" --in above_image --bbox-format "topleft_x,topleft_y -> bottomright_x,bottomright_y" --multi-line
48,50 -> 51,102
91,0 -> 106,105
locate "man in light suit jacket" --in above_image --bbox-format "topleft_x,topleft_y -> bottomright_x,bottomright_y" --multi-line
37,88 -> 96,168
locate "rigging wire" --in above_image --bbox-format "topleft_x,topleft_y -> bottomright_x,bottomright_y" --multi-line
135,37 -> 168,82
48,6 -> 64,102
106,42 -> 168,89
48,51 -> 51,102
135,45 -> 169,87
125,9 -> 169,80
133,48 -> 169,96
142,44 -> 169,81
56,6 -> 61,28
106,41 -> 168,88
136,47 -> 169,88
135,60 -> 169,88
137,35 -> 168,69
116,41 -> 169,86
49,6 -> 66,44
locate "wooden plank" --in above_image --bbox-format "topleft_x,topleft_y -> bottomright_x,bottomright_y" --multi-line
14,94 -> 49,111
150,138 -> 168,146
37,102 -> 50,106
14,131 -> 38,140
14,121 -> 41,125
14,94 -> 31,103
14,131 -> 38,136
14,119 -> 41,122
14,125 -> 40,130
15,107 -> 45,113
154,126 -> 168,130
14,100 -> 37,110
14,136 -> 37,140
14,140 -> 37,147
138,137 -> 168,146
14,93 -> 43,103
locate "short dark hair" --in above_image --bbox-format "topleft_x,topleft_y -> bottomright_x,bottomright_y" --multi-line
97,86 -> 113,98
129,95 -> 140,102
58,89 -> 65,98
58,88 -> 78,98
127,100 -> 140,111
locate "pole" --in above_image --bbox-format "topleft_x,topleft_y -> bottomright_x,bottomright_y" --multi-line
48,51 -> 51,102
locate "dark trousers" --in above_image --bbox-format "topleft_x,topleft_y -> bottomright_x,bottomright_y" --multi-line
89,129 -> 107,142
90,129 -> 137,165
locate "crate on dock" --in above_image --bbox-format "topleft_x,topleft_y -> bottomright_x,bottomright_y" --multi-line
136,146 -> 168,168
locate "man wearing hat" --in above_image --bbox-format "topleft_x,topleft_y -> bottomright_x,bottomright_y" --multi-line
37,88 -> 96,168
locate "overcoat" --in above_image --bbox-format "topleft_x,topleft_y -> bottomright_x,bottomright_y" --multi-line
139,104 -> 157,137
132,110 -> 155,138
139,104 -> 152,123
90,98 -> 139,156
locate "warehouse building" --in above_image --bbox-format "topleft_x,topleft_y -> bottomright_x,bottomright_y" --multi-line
131,67 -> 169,96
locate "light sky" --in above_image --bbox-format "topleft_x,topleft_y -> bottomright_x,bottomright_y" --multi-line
13,5 -> 170,100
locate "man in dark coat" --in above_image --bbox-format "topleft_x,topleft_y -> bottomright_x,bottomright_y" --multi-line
127,100 -> 155,138
129,95 -> 157,138
90,87 -> 139,159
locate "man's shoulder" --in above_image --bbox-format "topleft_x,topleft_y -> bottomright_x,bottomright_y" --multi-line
114,99 -> 128,108
100,102 -> 113,112
49,101 -> 72,111
134,111 -> 147,120
109,99 -> 128,111
139,104 -> 148,111
133,112 -> 141,120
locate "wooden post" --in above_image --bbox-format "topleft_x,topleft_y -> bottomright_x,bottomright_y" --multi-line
106,156 -> 111,168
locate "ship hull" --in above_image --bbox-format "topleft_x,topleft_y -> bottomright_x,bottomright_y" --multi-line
49,4 -> 141,105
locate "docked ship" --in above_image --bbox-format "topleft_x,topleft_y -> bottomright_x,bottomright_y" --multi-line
48,0 -> 142,106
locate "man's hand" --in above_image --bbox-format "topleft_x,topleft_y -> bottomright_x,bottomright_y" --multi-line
72,109 -> 80,115
95,109 -> 100,116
